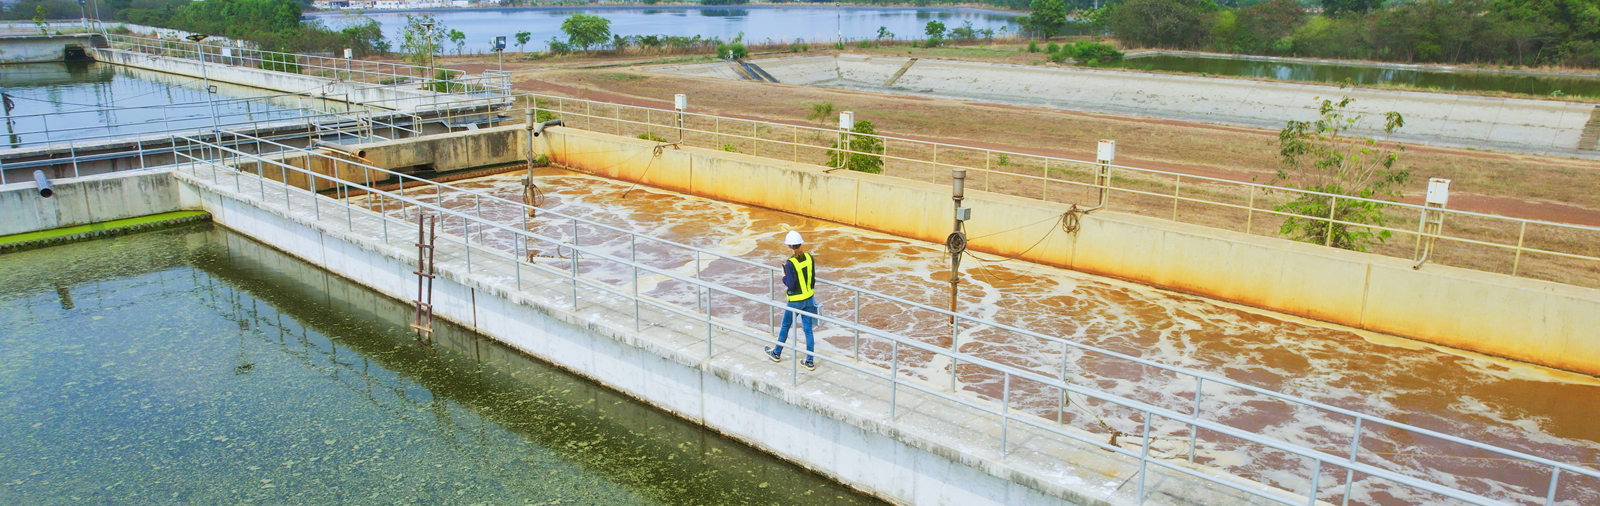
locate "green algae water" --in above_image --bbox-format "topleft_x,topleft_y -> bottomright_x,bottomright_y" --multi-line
0,223 -> 880,505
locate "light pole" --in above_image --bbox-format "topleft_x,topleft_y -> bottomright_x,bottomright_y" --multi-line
493,35 -> 507,74
77,0 -> 87,31
186,34 -> 221,138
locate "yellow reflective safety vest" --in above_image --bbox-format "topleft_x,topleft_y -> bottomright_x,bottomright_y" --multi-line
786,253 -> 815,302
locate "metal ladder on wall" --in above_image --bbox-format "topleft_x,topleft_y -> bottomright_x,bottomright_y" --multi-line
410,213 -> 436,340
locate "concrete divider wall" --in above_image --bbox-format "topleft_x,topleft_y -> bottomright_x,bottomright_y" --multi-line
0,170 -> 179,236
94,49 -> 448,111
0,34 -> 94,64
539,127 -> 1600,375
355,126 -> 524,173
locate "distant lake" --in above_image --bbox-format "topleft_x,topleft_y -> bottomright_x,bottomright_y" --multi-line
309,6 -> 1022,53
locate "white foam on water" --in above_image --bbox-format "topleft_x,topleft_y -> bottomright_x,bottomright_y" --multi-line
353,171 -> 1600,505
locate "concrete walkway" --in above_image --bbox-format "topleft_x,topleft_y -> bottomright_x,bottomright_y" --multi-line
162,160 -> 1304,505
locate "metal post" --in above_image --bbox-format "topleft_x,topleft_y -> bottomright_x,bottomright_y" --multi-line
1307,460 -> 1323,506
1000,372 -> 1010,457
1137,412 -> 1152,503
1326,195 -> 1337,247
853,290 -> 861,362
1189,377 -> 1203,463
1173,175 -> 1181,221
1512,221 -> 1527,276
889,341 -> 899,420
1342,418 -> 1363,506
1246,186 -> 1256,234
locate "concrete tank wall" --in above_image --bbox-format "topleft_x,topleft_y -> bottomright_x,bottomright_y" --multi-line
0,34 -> 94,64
94,48 -> 458,112
537,127 -> 1600,376
0,169 -> 179,236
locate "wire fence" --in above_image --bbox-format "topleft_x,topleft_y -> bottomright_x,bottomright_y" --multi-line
516,93 -> 1600,290
102,34 -> 512,98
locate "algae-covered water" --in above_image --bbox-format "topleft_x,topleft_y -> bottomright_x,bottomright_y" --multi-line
0,223 -> 880,505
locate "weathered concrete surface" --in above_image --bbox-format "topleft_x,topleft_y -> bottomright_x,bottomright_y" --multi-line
152,161 -> 1302,506
0,169 -> 178,236
0,34 -> 99,64
536,126 -> 1600,376
651,54 -> 1600,158
350,125 -> 525,173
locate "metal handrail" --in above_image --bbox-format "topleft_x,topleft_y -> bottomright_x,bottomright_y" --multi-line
175,129 -> 1597,506
102,34 -> 513,100
520,92 -> 1600,283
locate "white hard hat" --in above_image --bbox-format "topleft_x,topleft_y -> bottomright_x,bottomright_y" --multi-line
784,231 -> 804,246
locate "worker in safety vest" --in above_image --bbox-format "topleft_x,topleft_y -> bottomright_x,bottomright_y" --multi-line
766,230 -> 818,371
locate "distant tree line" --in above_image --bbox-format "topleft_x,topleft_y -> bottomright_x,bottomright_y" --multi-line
0,0 -> 388,55
1092,0 -> 1600,68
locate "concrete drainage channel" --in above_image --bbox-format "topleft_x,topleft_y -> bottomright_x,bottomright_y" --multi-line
647,54 -> 1600,158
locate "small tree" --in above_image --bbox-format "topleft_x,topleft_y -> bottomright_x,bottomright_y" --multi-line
828,121 -> 886,174
447,29 -> 466,55
515,31 -> 532,52
32,6 -> 50,34
925,20 -> 946,46
561,13 -> 612,52
805,102 -> 835,127
876,26 -> 894,40
400,14 -> 445,67
1028,0 -> 1067,40
1273,96 -> 1409,251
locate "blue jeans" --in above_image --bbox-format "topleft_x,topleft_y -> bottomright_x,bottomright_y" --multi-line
774,298 -> 817,361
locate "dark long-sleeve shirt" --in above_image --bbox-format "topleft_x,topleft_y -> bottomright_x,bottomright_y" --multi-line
783,257 -> 800,295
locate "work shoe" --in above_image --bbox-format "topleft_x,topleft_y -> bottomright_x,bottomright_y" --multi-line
801,359 -> 816,371
765,347 -> 782,363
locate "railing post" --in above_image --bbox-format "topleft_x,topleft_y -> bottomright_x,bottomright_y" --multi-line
1138,411 -> 1152,504
1546,468 -> 1561,506
1512,221 -> 1528,276
1343,418 -> 1363,506
1326,195 -> 1338,247
1189,377 -> 1203,463
1000,372 -> 1010,457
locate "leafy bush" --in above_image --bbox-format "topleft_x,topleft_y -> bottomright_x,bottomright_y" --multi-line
720,144 -> 742,153
1027,40 -> 1040,53
533,98 -> 558,123
826,120 -> 886,174
259,52 -> 301,74
716,32 -> 748,60
637,131 -> 667,142
1046,42 -> 1060,53
1050,41 -> 1125,63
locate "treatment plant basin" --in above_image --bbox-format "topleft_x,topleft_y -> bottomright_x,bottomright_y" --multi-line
349,168 -> 1600,505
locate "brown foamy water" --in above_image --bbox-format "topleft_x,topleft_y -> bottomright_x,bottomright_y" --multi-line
354,170 -> 1600,505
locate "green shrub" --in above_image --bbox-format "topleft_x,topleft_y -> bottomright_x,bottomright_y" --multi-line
259,52 -> 301,74
1069,41 -> 1124,62
637,131 -> 667,142
856,39 -> 872,48
1027,40 -> 1039,53
720,144 -> 742,153
826,120 -> 885,174
1046,42 -> 1060,53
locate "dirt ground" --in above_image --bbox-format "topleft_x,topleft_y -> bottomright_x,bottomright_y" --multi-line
479,63 -> 1600,227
